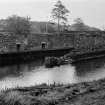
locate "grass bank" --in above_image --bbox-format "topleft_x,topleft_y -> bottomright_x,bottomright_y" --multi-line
1,78 -> 105,105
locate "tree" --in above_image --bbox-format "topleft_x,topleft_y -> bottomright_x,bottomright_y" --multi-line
72,18 -> 100,31
74,18 -> 84,25
5,15 -> 31,37
51,0 -> 70,33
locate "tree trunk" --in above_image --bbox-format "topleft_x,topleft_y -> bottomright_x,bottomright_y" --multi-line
58,17 -> 60,35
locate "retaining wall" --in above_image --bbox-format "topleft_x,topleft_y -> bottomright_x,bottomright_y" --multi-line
0,31 -> 105,52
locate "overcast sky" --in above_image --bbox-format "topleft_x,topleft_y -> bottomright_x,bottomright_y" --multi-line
0,0 -> 104,29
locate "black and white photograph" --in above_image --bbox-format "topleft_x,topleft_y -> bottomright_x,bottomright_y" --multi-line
0,0 -> 104,104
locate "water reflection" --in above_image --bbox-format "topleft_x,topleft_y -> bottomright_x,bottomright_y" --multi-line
75,57 -> 105,82
0,57 -> 105,90
0,59 -> 43,79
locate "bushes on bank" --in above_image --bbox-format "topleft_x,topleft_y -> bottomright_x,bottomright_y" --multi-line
44,56 -> 72,68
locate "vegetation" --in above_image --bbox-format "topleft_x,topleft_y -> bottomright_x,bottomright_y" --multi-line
51,0 -> 70,32
70,18 -> 101,31
0,78 -> 105,105
44,56 -> 72,68
0,18 -> 100,33
5,15 -> 31,37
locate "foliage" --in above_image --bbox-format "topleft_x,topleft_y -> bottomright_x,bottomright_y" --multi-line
5,15 -> 31,36
74,18 -> 84,25
70,17 -> 100,31
51,0 -> 70,32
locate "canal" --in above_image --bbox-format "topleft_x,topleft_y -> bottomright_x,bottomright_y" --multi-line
0,57 -> 105,90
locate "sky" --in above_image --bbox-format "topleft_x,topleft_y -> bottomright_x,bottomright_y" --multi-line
0,0 -> 104,29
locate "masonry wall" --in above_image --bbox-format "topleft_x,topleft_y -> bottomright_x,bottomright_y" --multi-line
27,33 -> 74,50
72,31 -> 105,51
0,31 -> 105,53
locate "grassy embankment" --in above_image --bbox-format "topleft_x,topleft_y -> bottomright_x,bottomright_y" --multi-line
1,78 -> 105,105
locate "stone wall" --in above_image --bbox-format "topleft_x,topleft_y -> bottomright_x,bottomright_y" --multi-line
0,31 -> 105,52
72,31 -> 105,51
27,33 -> 74,50
0,33 -> 26,52
27,31 -> 105,51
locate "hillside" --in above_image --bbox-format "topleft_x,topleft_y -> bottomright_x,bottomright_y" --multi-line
69,22 -> 101,31
30,21 -> 58,33
0,19 -> 101,33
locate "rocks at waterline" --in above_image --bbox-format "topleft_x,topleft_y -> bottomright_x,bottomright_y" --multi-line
44,57 -> 59,68
44,56 -> 73,68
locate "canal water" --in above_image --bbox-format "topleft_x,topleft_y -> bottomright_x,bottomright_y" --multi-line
0,57 -> 105,90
